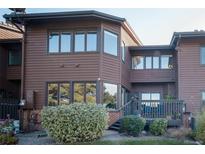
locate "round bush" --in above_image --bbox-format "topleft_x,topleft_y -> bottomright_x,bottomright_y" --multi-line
120,115 -> 146,136
41,103 -> 108,144
196,110 -> 205,144
150,119 -> 168,136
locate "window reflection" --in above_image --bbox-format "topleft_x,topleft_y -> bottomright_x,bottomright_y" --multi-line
132,56 -> 144,69
48,83 -> 58,106
103,83 -> 117,109
75,33 -> 85,52
87,32 -> 97,51
104,30 -> 118,56
49,33 -> 59,53
61,33 -> 71,53
59,83 -> 70,105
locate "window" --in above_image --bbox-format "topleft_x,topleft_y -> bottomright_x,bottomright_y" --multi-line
132,56 -> 144,69
141,92 -> 160,107
59,83 -> 70,105
87,32 -> 97,51
200,47 -> 205,64
61,33 -> 71,53
103,83 -> 117,109
48,83 -> 71,106
161,55 -> 173,69
74,82 -> 97,103
145,56 -> 152,69
153,56 -> 159,69
48,83 -> 58,106
75,33 -> 85,52
8,51 -> 21,65
86,83 -> 96,104
104,30 -> 118,56
121,41 -> 125,62
49,32 -> 59,53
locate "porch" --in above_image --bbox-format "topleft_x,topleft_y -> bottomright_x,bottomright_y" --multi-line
109,98 -> 186,130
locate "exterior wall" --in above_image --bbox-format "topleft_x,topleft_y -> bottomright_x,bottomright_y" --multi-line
0,45 -> 6,90
177,38 -> 205,115
131,82 -> 176,99
121,27 -> 138,91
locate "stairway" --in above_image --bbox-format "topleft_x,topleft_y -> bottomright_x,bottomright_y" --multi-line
108,119 -> 121,131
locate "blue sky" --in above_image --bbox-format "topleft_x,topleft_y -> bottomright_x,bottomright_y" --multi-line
1,8 -> 205,45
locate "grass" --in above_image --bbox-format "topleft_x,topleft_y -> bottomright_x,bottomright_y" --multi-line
76,139 -> 194,145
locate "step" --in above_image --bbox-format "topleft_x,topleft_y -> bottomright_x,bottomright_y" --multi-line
109,126 -> 120,131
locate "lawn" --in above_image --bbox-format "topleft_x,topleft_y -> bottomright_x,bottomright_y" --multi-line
76,139 -> 195,145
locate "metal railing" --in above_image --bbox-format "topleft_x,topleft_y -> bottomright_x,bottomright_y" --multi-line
0,98 -> 20,120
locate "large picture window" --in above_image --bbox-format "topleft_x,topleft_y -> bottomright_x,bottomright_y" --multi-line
74,82 -> 96,103
8,50 -> 21,65
103,83 -> 117,109
104,30 -> 118,56
48,83 -> 70,106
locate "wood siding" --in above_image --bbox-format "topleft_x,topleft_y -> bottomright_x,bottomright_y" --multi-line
7,66 -> 21,80
130,69 -> 176,83
177,38 -> 205,114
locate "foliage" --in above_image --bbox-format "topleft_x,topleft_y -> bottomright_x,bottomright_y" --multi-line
41,103 -> 108,144
120,115 -> 146,136
165,94 -> 175,102
195,109 -> 205,144
150,119 -> 168,136
0,119 -> 14,135
0,133 -> 18,145
166,127 -> 192,140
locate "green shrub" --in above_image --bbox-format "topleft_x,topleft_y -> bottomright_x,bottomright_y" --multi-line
195,109 -> 205,144
120,115 -> 146,136
0,134 -> 18,145
41,103 -> 108,144
0,119 -> 14,135
150,119 -> 168,136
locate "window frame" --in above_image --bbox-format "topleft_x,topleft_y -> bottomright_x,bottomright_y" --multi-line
121,41 -> 126,62
8,50 -> 22,66
103,29 -> 119,57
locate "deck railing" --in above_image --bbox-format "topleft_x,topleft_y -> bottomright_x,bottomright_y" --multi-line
0,98 -> 20,120
120,99 -> 185,120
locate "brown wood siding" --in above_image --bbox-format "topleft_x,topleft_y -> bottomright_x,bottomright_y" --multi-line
130,69 -> 176,83
7,66 -> 21,80
131,83 -> 176,99
24,20 -> 102,109
121,27 -> 138,90
177,38 -> 205,114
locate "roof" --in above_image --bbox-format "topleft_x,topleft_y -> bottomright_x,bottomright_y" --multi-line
0,22 -> 23,42
3,10 -> 142,45
170,31 -> 205,47
129,45 -> 173,51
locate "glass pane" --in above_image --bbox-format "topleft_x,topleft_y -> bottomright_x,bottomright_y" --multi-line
161,55 -> 173,69
9,51 -> 21,65
86,83 -> 96,104
121,87 -> 125,106
201,47 -> 205,64
104,30 -> 118,56
74,83 -> 84,103
145,57 -> 152,69
48,83 -> 58,106
153,57 -> 159,69
75,33 -> 85,52
61,33 -> 71,53
132,56 -> 144,69
49,33 -> 59,53
202,92 -> 205,101
151,93 -> 160,100
141,93 -> 151,100
59,83 -> 70,105
87,32 -> 97,51
121,41 -> 125,61
103,83 -> 117,109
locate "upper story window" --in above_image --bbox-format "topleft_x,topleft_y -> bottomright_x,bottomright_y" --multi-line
200,46 -> 205,64
75,33 -> 85,52
87,32 -> 97,51
8,50 -> 21,65
104,30 -> 118,56
202,91 -> 205,104
121,41 -> 125,62
161,55 -> 173,69
132,55 -> 173,70
49,32 -> 71,53
132,56 -> 144,69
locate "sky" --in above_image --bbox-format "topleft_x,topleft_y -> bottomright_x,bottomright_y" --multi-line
1,8 -> 205,45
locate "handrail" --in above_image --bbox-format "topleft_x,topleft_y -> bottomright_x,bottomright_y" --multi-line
118,99 -> 133,111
